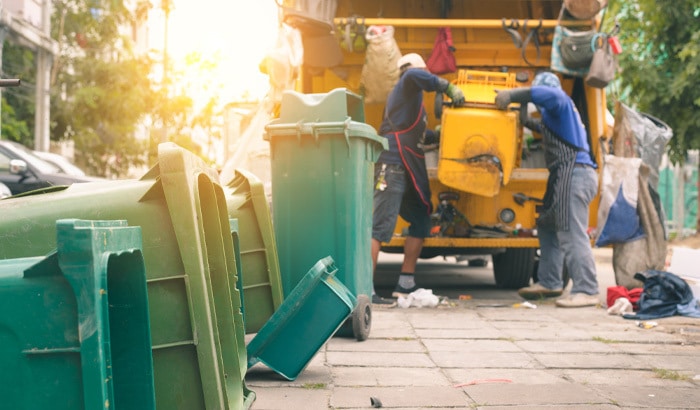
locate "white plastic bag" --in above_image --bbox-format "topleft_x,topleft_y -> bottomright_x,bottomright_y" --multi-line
360,25 -> 401,104
397,288 -> 440,308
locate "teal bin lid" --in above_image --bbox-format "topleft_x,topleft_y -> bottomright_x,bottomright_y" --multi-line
264,118 -> 387,164
275,88 -> 365,123
263,88 -> 388,159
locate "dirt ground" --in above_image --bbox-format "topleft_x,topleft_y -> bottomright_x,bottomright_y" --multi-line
670,232 -> 700,249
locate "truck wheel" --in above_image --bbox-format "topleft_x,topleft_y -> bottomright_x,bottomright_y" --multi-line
492,248 -> 536,289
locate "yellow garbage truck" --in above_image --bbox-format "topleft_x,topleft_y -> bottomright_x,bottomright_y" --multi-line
278,0 -> 609,288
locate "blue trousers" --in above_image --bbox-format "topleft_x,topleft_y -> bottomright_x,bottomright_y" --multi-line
537,166 -> 599,295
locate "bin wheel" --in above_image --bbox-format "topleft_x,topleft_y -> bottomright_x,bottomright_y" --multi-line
352,294 -> 371,341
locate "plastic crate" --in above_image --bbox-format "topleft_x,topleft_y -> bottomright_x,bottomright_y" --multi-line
455,70 -> 518,104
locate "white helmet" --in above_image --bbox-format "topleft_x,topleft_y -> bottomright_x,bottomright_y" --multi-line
397,53 -> 426,70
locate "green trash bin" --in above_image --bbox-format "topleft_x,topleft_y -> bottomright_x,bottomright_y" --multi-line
224,169 -> 284,334
246,256 -> 356,380
0,143 -> 253,410
0,219 -> 154,410
264,88 -> 387,341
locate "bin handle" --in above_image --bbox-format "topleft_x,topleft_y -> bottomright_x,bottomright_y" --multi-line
309,118 -> 353,155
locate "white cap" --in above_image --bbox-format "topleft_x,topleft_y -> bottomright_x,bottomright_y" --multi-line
397,53 -> 426,70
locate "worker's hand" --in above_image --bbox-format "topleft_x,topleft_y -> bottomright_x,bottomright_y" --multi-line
446,84 -> 465,106
495,90 -> 511,110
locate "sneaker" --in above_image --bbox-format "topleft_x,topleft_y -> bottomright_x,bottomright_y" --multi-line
372,294 -> 397,308
392,284 -> 419,298
517,283 -> 563,300
556,293 -> 600,308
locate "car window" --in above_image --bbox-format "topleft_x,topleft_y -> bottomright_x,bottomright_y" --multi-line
4,142 -> 60,174
33,151 -> 86,177
0,151 -> 10,171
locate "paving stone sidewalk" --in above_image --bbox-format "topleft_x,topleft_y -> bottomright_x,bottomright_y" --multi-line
246,298 -> 700,409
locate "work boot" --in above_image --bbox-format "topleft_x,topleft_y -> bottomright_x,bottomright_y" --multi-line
372,294 -> 397,308
556,293 -> 600,308
392,283 -> 419,298
517,283 -> 563,300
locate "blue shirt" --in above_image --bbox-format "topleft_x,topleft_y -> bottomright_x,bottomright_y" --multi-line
531,86 -> 597,168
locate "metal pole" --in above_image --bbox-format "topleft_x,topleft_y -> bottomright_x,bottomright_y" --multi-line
332,17 -> 592,29
0,27 -> 6,136
34,0 -> 53,151
161,0 -> 172,143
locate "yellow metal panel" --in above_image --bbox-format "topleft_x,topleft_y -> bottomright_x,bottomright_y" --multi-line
437,107 -> 519,197
386,236 -> 540,249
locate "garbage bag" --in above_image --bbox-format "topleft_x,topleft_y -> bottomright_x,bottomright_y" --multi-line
595,155 -> 644,247
360,26 -> 401,104
617,103 -> 673,190
611,164 -> 667,288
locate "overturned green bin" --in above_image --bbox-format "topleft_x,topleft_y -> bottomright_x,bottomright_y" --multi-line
246,256 -> 356,380
0,219 -> 154,410
0,143 -> 253,410
223,169 -> 284,334
264,88 -> 387,341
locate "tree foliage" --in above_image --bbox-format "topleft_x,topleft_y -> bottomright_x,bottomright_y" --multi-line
605,0 -> 700,164
2,0 -> 220,178
1,43 -> 35,146
49,0 -> 154,177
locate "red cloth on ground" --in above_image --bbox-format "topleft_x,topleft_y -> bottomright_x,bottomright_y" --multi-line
607,286 -> 643,311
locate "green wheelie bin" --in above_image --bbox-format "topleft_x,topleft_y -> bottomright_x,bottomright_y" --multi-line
264,88 -> 387,341
223,169 -> 285,334
0,143 -> 253,410
0,219 -> 154,410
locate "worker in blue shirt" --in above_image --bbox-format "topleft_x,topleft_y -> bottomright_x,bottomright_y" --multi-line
495,71 -> 600,307
371,53 -> 465,305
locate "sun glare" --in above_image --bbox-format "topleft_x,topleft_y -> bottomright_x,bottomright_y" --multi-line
161,1 -> 280,102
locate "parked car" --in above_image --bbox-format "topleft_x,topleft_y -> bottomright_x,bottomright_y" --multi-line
0,140 -> 100,195
0,182 -> 11,199
32,150 -> 87,177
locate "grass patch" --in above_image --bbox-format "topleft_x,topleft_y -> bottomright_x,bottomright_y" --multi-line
592,336 -> 622,344
653,368 -> 690,381
302,383 -> 326,389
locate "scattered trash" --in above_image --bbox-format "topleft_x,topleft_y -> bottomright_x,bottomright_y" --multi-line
637,321 -> 658,329
476,303 -> 508,308
512,301 -> 537,309
370,396 -> 383,408
607,297 -> 634,315
453,378 -> 513,387
397,288 -> 440,308
459,294 -> 472,300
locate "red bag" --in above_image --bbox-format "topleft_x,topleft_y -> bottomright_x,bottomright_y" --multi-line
427,27 -> 457,75
607,286 -> 643,311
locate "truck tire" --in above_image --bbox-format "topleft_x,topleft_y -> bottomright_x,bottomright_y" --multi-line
492,248 -> 536,289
